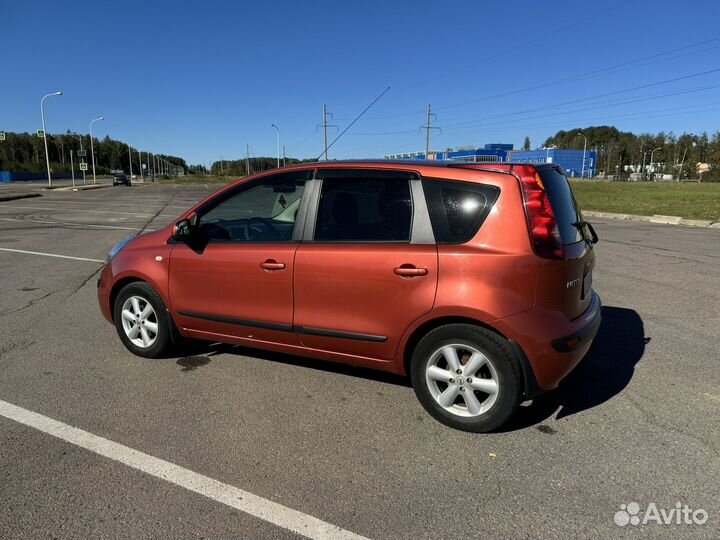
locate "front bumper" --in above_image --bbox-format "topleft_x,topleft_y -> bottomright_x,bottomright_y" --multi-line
97,264 -> 114,323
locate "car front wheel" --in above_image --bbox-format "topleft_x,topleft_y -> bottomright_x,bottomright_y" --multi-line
410,324 -> 522,432
113,282 -> 175,358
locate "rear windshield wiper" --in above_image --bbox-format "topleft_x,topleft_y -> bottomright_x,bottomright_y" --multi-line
571,220 -> 599,244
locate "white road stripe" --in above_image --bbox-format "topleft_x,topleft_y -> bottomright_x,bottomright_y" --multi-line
0,248 -> 104,263
0,399 -> 370,540
38,199 -> 191,211
0,217 -> 152,231
1,204 -> 155,217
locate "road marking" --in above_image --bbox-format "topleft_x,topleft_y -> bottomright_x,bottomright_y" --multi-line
0,399 -> 370,540
0,217 -> 152,232
39,198 -> 191,211
1,204 -> 155,217
0,248 -> 104,263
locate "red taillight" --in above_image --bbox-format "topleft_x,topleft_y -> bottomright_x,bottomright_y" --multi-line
519,172 -> 564,260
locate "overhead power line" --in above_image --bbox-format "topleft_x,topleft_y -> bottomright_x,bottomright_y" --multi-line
366,34 -> 720,121
442,67 -> 720,129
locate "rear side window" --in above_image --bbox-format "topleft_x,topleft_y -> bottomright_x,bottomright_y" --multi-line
422,178 -> 500,244
537,168 -> 583,244
314,176 -> 412,242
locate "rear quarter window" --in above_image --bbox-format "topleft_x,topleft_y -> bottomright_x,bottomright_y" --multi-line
422,178 -> 500,244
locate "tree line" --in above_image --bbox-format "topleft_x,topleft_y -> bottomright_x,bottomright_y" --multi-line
206,157 -> 316,177
0,131 -> 188,175
542,126 -> 720,181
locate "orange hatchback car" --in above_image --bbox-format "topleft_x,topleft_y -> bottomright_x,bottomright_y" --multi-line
98,161 -> 601,432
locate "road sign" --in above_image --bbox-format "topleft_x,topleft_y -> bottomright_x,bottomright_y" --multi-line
77,150 -> 87,157
37,130 -> 45,138
0,132 -> 5,141
79,162 -> 88,171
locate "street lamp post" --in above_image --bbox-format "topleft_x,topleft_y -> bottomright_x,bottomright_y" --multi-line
40,91 -> 63,188
577,132 -> 588,178
271,124 -> 280,168
89,116 -> 104,184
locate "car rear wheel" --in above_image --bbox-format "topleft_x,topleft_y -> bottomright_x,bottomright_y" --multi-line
113,282 -> 175,358
410,324 -> 522,432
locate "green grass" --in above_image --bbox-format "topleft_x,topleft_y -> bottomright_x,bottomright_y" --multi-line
570,180 -> 720,221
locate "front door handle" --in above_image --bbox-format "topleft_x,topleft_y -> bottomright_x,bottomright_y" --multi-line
260,259 -> 286,270
394,265 -> 428,277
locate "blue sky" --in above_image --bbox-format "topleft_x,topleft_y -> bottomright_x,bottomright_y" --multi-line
2,0 -> 720,166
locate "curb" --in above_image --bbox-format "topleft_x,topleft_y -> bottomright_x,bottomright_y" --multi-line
583,210 -> 718,229
0,193 -> 42,202
47,184 -> 113,192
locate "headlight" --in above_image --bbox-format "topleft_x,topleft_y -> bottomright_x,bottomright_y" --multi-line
106,235 -> 134,264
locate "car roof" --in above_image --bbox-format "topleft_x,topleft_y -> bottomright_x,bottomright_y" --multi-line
279,159 -> 560,174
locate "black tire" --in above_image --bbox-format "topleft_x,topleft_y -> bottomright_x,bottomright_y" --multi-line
113,282 -> 177,358
410,324 -> 522,433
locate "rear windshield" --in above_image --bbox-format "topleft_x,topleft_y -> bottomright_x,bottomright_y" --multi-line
538,168 -> 583,244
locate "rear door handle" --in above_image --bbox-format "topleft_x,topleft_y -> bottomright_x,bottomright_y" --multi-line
394,265 -> 428,277
260,260 -> 286,270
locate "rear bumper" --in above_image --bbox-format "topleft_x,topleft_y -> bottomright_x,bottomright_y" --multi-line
495,291 -> 602,392
551,292 -> 602,352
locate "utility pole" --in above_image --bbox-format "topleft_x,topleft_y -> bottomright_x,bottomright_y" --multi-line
246,144 -> 251,175
70,149 -> 75,187
320,104 -> 338,160
422,104 -> 439,158
128,147 -> 133,178
138,150 -> 143,182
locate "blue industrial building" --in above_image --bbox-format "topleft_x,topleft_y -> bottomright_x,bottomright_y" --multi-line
385,144 -> 596,177
385,143 -> 513,163
507,148 -> 596,177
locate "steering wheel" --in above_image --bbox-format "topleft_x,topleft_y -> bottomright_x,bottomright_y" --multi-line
201,222 -> 230,240
246,217 -> 278,240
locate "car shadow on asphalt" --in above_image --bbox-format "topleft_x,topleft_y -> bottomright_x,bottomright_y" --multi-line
173,340 -> 412,387
172,305 -> 646,432
500,305 -> 648,432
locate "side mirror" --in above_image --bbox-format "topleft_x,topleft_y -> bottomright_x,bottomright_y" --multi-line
172,213 -> 197,241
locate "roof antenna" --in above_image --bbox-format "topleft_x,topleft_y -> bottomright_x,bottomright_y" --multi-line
315,86 -> 391,161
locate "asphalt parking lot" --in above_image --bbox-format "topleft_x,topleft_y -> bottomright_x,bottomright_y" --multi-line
0,183 -> 718,539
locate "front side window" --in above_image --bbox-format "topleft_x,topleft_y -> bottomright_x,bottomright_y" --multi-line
198,172 -> 307,242
314,175 -> 412,242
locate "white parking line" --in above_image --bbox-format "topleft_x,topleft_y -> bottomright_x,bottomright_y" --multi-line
0,217 -> 151,232
0,399 -> 370,540
1,204 -> 155,217
40,198 -> 191,211
0,248 -> 104,263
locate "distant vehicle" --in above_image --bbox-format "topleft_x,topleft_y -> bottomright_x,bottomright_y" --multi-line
112,173 -> 131,186
98,160 -> 601,432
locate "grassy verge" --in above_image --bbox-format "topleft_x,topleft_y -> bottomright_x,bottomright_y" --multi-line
570,180 -> 720,221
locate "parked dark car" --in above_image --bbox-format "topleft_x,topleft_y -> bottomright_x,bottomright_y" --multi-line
112,173 -> 131,186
